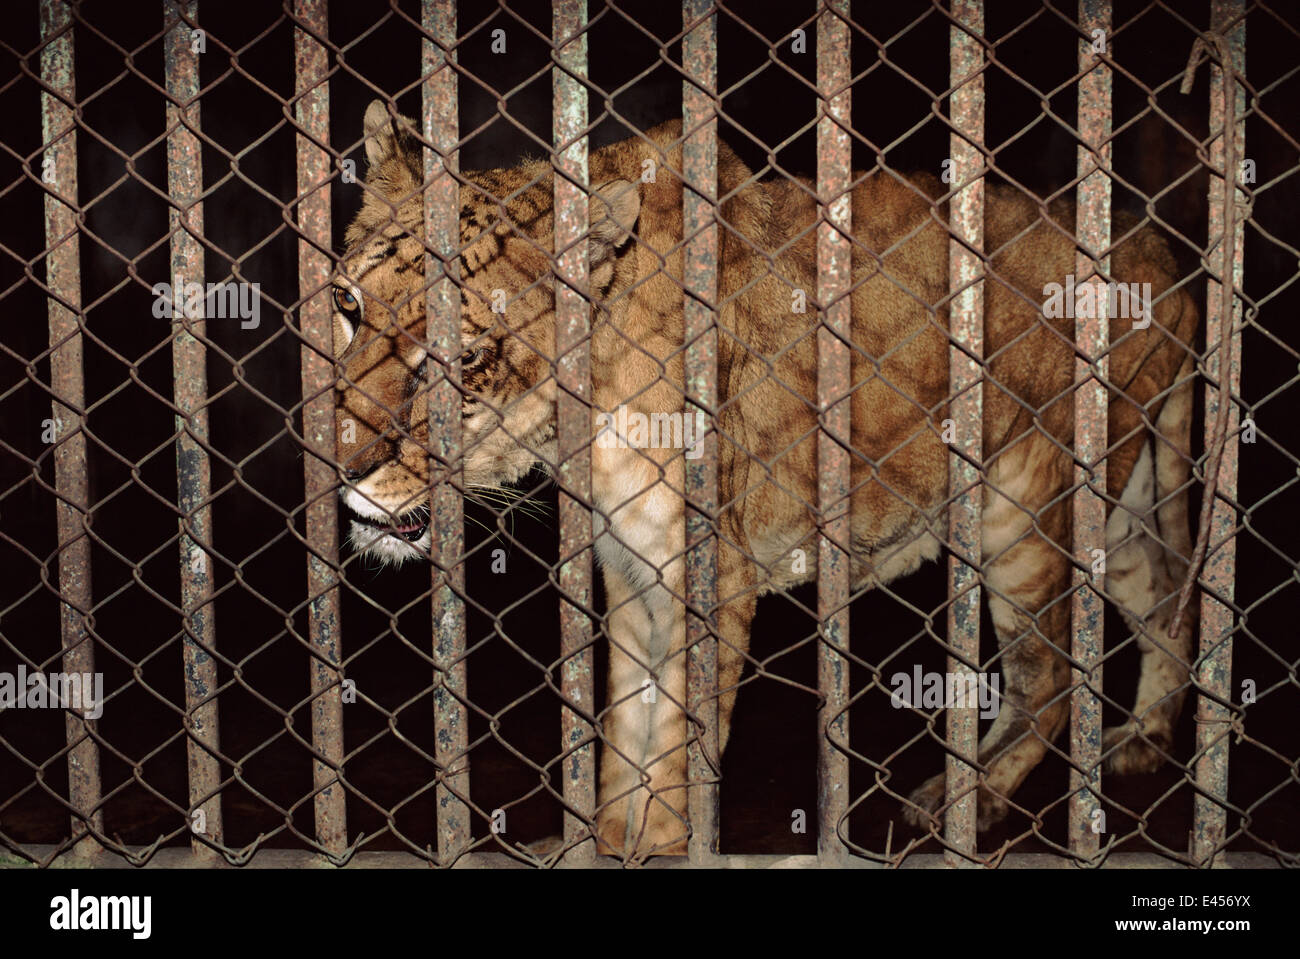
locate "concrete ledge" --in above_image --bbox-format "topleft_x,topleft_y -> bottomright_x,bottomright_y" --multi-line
0,845 -> 1282,869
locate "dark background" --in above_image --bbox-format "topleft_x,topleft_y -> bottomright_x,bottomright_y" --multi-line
0,0 -> 1297,861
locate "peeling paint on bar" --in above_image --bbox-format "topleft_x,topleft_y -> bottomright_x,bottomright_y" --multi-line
1192,0 -> 1245,869
945,0 -> 984,867
553,0 -> 596,866
682,0 -> 720,867
816,0 -> 852,866
422,0 -> 470,867
39,0 -> 103,858
293,0 -> 346,861
1069,0 -> 1111,862
164,0 -> 222,859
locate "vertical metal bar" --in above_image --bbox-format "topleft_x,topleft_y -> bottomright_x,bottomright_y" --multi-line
682,0 -> 720,866
1191,0 -> 1244,868
553,0 -> 596,865
422,0 -> 470,866
164,0 -> 222,858
1070,0 -> 1111,862
39,0 -> 102,857
945,0 -> 984,866
293,0 -> 345,859
815,0 -> 852,865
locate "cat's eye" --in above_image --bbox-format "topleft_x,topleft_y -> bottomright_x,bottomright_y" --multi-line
333,286 -> 361,319
461,347 -> 487,369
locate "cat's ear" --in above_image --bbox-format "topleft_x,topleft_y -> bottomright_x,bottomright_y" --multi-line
363,99 -> 418,169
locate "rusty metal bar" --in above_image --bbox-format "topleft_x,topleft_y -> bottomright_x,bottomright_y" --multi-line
553,0 -> 596,866
944,0 -> 984,866
293,0 -> 346,860
1069,0 -> 1111,862
39,0 -> 103,858
164,0 -> 222,858
1191,0 -> 1245,868
422,0 -> 470,867
815,0 -> 852,866
682,0 -> 720,866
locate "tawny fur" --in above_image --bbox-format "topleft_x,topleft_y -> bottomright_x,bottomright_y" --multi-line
332,101 -> 1199,859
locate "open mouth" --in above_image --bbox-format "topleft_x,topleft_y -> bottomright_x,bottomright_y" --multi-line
352,511 -> 429,542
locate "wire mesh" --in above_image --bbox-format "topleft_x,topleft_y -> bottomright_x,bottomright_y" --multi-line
0,0 -> 1295,869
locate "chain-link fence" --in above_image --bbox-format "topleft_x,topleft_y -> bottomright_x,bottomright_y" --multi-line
1,0 -> 1296,869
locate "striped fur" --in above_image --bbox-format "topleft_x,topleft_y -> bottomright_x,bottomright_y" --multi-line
333,103 -> 1199,858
